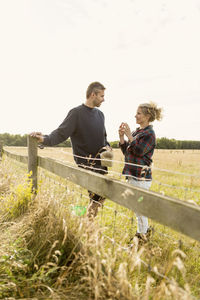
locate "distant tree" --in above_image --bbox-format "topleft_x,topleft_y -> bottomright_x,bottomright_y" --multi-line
0,133 -> 27,146
156,137 -> 170,149
0,133 -> 200,149
0,133 -> 71,147
156,137 -> 200,149
56,139 -> 71,147
110,141 -> 119,148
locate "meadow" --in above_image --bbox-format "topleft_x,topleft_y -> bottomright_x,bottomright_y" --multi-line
0,147 -> 200,299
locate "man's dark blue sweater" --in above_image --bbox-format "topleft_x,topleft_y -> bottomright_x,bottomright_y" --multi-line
43,104 -> 109,171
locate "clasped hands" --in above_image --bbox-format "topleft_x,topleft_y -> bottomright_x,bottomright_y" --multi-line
118,122 -> 132,140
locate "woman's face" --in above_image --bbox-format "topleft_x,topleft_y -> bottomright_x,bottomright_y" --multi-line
135,107 -> 150,126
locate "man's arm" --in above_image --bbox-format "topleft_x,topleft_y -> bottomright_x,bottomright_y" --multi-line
30,108 -> 77,146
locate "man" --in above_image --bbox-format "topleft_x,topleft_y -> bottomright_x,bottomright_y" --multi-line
30,81 -> 111,218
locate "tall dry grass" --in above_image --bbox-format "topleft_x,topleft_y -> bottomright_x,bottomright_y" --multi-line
0,156 -> 195,299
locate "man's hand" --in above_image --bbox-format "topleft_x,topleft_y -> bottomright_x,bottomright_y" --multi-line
30,132 -> 44,143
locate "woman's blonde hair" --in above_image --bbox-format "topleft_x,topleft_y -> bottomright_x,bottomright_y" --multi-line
139,102 -> 163,122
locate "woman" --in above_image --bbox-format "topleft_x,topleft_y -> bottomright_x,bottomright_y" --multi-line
119,102 -> 162,243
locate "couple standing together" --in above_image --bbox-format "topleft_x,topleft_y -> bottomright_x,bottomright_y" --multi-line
31,81 -> 162,242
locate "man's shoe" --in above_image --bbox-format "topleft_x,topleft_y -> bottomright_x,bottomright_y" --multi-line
134,232 -> 149,244
128,227 -> 153,247
134,227 -> 153,245
146,226 -> 153,239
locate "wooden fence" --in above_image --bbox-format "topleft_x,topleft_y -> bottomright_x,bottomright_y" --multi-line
1,137 -> 200,242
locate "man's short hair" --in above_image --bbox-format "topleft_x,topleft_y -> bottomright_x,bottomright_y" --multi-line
86,82 -> 106,99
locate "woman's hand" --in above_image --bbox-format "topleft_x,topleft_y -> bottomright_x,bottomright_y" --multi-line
118,123 -> 125,144
118,123 -> 125,137
122,123 -> 133,141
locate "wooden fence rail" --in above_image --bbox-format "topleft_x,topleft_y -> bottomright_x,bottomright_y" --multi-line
0,141 -> 3,158
2,137 -> 200,242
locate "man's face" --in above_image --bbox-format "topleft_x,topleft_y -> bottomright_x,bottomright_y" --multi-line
92,90 -> 105,107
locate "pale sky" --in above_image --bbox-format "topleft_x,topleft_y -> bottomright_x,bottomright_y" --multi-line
0,0 -> 200,142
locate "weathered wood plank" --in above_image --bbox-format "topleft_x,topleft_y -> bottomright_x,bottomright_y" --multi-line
27,136 -> 38,191
38,156 -> 200,242
0,141 -> 3,158
3,149 -> 28,164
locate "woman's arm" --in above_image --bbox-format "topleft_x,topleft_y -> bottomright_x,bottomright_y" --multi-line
128,132 -> 155,156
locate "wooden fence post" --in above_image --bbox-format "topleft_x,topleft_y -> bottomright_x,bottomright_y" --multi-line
27,136 -> 38,191
0,141 -> 3,158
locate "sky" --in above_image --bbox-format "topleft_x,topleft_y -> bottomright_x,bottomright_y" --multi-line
0,0 -> 200,142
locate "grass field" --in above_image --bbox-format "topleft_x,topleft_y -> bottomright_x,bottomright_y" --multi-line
1,147 -> 200,299
5,146 -> 200,203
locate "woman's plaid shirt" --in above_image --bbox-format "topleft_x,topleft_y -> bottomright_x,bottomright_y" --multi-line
120,125 -> 156,180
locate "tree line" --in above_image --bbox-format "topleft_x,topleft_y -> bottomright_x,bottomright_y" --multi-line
110,137 -> 200,149
0,133 -> 199,149
0,133 -> 71,147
